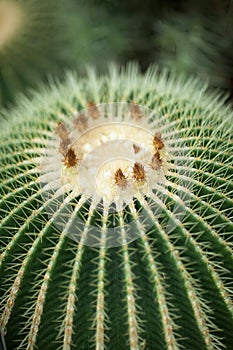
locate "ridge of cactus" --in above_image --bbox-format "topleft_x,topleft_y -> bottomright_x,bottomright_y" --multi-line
0,64 -> 233,350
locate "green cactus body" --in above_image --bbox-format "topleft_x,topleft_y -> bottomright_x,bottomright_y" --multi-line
0,65 -> 233,350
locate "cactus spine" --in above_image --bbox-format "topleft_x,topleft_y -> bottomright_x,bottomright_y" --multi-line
0,65 -> 233,349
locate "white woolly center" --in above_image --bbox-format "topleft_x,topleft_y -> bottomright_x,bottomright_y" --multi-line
62,122 -> 168,208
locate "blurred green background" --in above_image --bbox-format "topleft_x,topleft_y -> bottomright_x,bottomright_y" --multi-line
0,0 -> 233,109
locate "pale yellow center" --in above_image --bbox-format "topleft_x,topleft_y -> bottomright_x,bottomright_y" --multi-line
62,122 -> 164,206
0,1 -> 23,49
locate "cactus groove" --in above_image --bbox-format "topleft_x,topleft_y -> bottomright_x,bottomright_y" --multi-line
0,65 -> 233,350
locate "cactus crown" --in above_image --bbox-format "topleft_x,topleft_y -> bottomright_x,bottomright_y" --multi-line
40,101 -> 174,247
0,64 -> 233,350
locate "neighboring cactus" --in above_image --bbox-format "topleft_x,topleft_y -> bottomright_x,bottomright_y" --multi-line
154,11 -> 233,89
66,1 -> 133,69
0,0 -> 133,110
0,64 -> 233,350
0,0 -> 70,108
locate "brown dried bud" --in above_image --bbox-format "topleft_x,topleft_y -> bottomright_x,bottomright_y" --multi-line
56,122 -> 69,140
74,113 -> 88,132
130,101 -> 142,120
56,122 -> 71,156
63,148 -> 79,168
133,144 -> 141,154
132,162 -> 146,182
87,101 -> 100,119
114,168 -> 128,188
153,132 -> 164,150
151,151 -> 162,170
